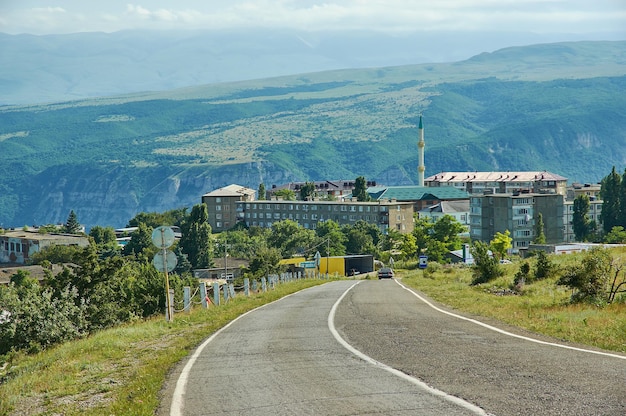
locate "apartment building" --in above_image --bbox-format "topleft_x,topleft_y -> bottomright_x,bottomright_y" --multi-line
563,198 -> 603,242
426,171 -> 568,196
470,191 -> 564,253
202,184 -> 256,232
237,199 -> 414,234
267,180 -> 375,200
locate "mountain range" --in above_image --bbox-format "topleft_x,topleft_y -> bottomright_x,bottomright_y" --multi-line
0,40 -> 625,230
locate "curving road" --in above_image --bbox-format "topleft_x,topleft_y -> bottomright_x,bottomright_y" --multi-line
160,280 -> 626,415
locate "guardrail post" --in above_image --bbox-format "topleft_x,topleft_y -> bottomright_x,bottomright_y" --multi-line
213,282 -> 220,306
252,279 -> 258,292
223,283 -> 229,301
229,283 -> 235,298
244,278 -> 250,296
261,277 -> 267,292
183,286 -> 191,313
200,282 -> 208,308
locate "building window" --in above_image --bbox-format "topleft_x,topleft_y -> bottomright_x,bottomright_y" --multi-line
216,213 -> 222,219
215,197 -> 221,203
216,222 -> 222,228
266,213 -> 271,219
216,205 -> 222,211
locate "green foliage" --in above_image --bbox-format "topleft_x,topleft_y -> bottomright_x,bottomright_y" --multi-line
470,241 -> 503,285
178,204 -> 213,268
248,246 -> 283,277
600,166 -> 622,233
127,208 -> 187,228
63,210 -> 82,234
89,225 -> 117,246
315,220 -> 347,256
122,222 -> 156,259
300,182 -> 316,200
558,247 -> 613,303
273,189 -> 296,200
605,226 -> 626,243
257,183 -> 266,200
490,230 -> 512,261
534,251 -> 557,281
513,261 -> 531,287
268,220 -> 315,258
30,244 -> 83,265
353,176 -> 371,202
573,194 -> 592,241
533,213 -> 546,244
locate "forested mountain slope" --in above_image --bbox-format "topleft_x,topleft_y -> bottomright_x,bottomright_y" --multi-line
1,41 -> 625,229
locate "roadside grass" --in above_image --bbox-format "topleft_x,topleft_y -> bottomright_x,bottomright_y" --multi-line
400,254 -> 626,354
0,279 -> 330,416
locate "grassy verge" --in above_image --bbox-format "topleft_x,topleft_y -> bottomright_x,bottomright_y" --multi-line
399,258 -> 626,353
0,279 -> 330,416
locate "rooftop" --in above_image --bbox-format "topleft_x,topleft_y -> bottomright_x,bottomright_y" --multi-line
367,186 -> 470,201
203,184 -> 256,198
425,171 -> 568,183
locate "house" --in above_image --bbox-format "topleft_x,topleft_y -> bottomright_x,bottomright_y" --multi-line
0,230 -> 89,265
418,200 -> 470,229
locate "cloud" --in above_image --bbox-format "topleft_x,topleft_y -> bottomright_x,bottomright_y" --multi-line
0,0 -> 624,35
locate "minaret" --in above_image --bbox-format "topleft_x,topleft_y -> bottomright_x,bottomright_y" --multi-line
417,114 -> 425,186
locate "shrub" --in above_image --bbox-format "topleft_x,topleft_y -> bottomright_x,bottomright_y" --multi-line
470,241 -> 504,285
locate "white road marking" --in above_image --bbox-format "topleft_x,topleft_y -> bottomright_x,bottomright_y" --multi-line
328,281 -> 491,416
394,278 -> 626,360
169,289 -> 306,416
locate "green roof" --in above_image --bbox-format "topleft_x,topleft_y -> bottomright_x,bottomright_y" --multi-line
367,186 -> 469,201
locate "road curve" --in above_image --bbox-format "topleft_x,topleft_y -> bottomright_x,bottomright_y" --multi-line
334,279 -> 626,416
160,281 -> 487,416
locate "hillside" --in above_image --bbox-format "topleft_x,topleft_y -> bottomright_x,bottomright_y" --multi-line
1,41 -> 625,229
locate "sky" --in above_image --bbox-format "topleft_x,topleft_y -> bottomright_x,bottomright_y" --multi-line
1,0 -> 625,36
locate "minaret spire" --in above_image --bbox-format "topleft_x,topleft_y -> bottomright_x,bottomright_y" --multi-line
417,114 -> 425,186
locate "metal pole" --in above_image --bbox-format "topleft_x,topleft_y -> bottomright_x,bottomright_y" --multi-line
161,228 -> 173,322
326,238 -> 329,278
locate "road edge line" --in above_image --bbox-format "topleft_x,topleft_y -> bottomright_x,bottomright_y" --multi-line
328,280 -> 491,416
394,278 -> 626,360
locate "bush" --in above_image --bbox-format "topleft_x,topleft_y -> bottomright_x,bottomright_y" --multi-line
534,251 -> 557,281
470,241 -> 504,285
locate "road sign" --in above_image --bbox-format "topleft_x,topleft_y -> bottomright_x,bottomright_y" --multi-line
152,226 -> 175,249
153,249 -> 178,272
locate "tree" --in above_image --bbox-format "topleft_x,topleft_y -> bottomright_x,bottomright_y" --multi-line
268,220 -> 315,258
127,208 -> 187,228
470,241 -> 503,285
179,203 -> 213,269
572,194 -> 592,241
315,220 -> 347,256
257,183 -> 266,200
89,225 -> 117,246
300,181 -> 316,200
558,247 -> 618,303
398,233 -> 417,260
533,213 -> 546,244
64,210 -> 81,234
273,189 -> 296,200
490,230 -> 512,261
600,166 -> 621,233
248,247 -> 283,277
432,215 -> 465,250
122,222 -> 155,259
605,226 -> 626,243
534,250 -> 556,280
343,224 -> 376,255
353,176 -> 371,202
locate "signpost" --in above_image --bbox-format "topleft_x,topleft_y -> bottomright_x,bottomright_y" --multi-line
152,226 -> 177,321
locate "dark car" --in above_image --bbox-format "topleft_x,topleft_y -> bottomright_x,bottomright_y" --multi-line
377,267 -> 394,279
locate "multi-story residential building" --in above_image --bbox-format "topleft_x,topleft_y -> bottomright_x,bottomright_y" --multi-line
202,184 -> 256,232
563,198 -> 603,242
237,199 -> 414,234
425,171 -> 568,196
566,182 -> 602,201
470,191 -> 564,253
267,180 -> 376,200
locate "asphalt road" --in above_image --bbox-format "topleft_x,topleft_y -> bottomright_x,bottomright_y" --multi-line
160,279 -> 626,416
